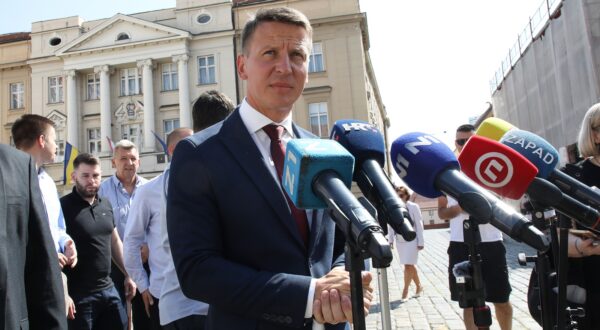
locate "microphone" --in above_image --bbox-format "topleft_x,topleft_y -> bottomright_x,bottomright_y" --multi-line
282,138 -> 392,263
499,129 -> 600,211
458,135 -> 600,231
330,120 -> 416,241
475,117 -> 515,142
391,132 -> 549,251
458,135 -> 538,199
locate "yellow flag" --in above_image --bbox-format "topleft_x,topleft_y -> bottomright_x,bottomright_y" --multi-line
63,142 -> 79,185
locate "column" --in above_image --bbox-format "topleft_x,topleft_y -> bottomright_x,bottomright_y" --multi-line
65,70 -> 79,148
95,65 -> 112,154
138,59 -> 156,152
173,54 -> 191,128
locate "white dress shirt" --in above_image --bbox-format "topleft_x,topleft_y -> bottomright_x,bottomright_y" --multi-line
38,167 -> 72,252
123,174 -> 170,299
159,165 -> 209,325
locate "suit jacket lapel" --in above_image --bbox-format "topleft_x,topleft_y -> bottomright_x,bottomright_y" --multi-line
219,110 -> 306,250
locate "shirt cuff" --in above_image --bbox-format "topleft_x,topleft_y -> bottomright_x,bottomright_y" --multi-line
305,278 -> 316,318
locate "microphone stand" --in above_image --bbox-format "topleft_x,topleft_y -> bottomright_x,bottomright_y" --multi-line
358,196 -> 392,330
323,194 -> 392,330
459,216 -> 492,330
518,205 -> 555,330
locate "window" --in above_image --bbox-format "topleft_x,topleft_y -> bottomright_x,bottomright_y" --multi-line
87,128 -> 101,154
198,55 -> 216,84
120,68 -> 141,96
163,119 -> 180,140
56,140 -> 65,162
162,63 -> 178,91
48,76 -> 64,103
121,124 -> 142,145
49,37 -> 62,46
196,13 -> 211,24
308,102 -> 329,137
116,32 -> 130,41
10,82 -> 24,109
87,73 -> 100,100
309,42 -> 325,73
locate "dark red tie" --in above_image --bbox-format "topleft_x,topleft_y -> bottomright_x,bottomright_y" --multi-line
263,124 -> 309,247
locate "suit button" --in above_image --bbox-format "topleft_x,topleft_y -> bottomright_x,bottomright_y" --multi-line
284,316 -> 292,324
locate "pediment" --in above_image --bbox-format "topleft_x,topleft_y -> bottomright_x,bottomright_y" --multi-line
57,14 -> 190,56
47,110 -> 67,130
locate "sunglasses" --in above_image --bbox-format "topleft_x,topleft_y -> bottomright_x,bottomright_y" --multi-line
456,138 -> 470,146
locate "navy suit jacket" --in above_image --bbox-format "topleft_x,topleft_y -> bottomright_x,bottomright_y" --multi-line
0,145 -> 66,329
167,109 -> 346,329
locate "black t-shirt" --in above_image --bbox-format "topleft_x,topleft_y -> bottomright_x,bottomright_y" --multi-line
61,187 -> 115,296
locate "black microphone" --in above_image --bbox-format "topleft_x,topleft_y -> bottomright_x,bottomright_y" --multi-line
391,132 -> 549,251
330,120 -> 416,241
281,138 -> 392,264
527,177 -> 600,232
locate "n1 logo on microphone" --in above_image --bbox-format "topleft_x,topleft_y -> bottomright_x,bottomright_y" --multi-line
282,139 -> 354,209
394,135 -> 441,178
459,135 -> 538,199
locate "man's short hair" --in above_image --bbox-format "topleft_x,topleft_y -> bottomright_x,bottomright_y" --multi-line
192,90 -> 235,132
167,127 -> 193,149
241,7 -> 312,55
113,139 -> 137,154
73,153 -> 100,169
456,124 -> 475,133
11,114 -> 55,149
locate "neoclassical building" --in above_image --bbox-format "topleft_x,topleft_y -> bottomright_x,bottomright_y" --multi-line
0,0 -> 388,189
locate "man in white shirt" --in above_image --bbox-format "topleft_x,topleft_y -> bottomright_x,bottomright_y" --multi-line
438,124 -> 513,330
12,114 -> 78,319
123,128 -> 195,329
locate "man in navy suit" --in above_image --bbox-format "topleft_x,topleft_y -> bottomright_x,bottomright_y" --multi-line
167,7 -> 372,330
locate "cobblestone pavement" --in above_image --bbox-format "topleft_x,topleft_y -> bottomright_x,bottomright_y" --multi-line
362,228 -> 543,330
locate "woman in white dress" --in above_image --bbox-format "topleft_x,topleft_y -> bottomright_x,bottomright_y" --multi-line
388,186 -> 425,300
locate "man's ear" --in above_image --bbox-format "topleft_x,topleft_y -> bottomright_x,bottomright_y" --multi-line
111,158 -> 116,169
71,171 -> 76,183
237,54 -> 248,80
37,134 -> 45,148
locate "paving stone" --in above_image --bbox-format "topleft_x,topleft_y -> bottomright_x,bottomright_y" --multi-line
354,228 -> 543,329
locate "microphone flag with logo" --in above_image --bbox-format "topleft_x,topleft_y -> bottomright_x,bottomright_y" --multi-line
458,135 -> 538,199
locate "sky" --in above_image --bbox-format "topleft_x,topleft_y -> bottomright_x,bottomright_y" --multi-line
0,0 -> 543,144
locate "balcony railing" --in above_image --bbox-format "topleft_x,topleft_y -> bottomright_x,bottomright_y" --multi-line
489,0 -> 562,94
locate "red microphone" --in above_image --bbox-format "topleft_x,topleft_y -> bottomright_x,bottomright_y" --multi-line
458,135 -> 538,199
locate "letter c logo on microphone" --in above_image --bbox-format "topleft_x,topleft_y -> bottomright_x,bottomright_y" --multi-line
474,152 -> 513,188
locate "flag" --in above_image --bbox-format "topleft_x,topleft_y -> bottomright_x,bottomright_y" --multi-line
63,142 -> 79,185
151,130 -> 168,155
106,136 -> 115,153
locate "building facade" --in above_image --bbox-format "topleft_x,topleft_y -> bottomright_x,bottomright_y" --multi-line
1,0 -> 389,190
489,0 -> 600,164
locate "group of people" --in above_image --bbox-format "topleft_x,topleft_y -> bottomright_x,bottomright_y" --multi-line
5,5 -> 600,330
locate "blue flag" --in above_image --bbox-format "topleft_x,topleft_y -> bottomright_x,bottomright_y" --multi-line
152,130 -> 168,155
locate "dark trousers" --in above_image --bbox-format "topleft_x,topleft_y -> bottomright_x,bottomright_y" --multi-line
111,263 -> 150,330
68,286 -> 127,330
162,315 -> 206,330
149,295 -> 161,330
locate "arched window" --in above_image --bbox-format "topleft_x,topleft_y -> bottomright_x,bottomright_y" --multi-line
116,32 -> 130,41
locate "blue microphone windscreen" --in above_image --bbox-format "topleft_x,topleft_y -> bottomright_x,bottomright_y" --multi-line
330,120 -> 385,168
499,129 -> 558,178
283,139 -> 354,209
391,132 -> 459,198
